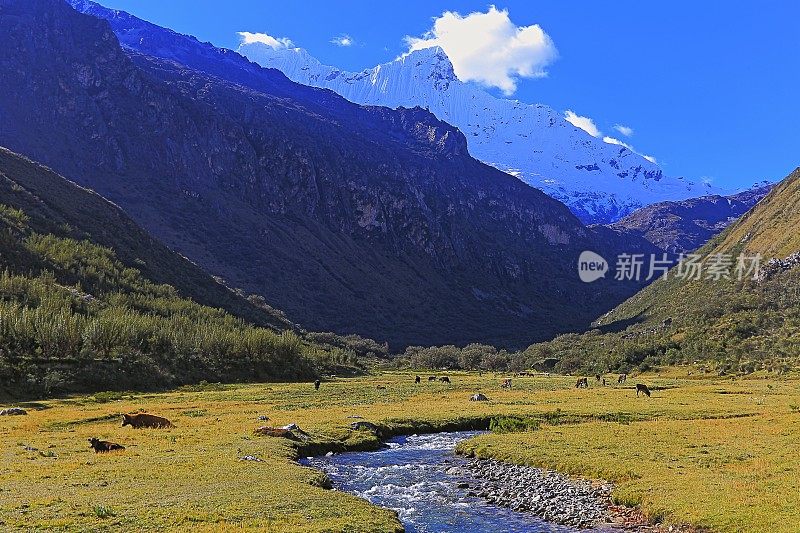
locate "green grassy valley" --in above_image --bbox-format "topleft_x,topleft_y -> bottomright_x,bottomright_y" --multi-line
2,371 -> 799,532
0,1 -> 797,531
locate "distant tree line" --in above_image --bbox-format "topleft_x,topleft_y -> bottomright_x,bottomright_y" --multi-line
391,267 -> 800,376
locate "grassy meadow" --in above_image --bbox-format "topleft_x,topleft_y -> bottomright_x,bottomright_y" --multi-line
1,369 -> 798,532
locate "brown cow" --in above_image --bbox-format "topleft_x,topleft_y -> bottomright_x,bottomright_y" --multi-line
121,413 -> 174,429
575,377 -> 589,388
636,384 -> 651,397
88,437 -> 124,453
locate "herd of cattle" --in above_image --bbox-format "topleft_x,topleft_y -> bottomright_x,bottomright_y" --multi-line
413,375 -> 451,384
87,373 -> 652,453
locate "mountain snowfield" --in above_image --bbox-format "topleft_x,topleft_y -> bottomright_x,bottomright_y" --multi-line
238,43 -> 720,223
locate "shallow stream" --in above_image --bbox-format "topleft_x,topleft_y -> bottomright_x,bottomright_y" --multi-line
303,431 -> 616,532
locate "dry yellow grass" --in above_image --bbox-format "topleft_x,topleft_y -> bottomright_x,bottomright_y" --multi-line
1,369 -> 798,531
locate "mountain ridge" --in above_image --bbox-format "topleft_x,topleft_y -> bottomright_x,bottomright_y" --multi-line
607,182 -> 774,254
233,39 -> 721,224
0,0 -> 657,349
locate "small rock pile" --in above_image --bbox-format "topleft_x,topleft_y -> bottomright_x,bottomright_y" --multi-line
757,251 -> 800,281
457,459 -> 611,528
0,407 -> 27,416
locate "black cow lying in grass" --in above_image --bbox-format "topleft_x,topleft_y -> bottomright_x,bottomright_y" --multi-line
636,384 -> 651,397
88,438 -> 124,453
428,376 -> 437,382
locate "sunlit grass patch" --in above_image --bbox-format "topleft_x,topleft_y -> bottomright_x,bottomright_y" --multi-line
0,369 -> 797,532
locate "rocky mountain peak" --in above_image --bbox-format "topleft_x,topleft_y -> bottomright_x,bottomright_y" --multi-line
399,46 -> 458,87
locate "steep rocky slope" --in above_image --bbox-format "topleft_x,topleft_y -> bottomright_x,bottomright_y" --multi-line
0,147 -> 323,396
0,147 -> 289,330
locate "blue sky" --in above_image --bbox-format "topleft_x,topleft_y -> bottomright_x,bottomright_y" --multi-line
95,0 -> 799,190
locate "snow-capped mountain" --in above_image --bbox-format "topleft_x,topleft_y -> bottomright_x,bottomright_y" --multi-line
238,43 -> 719,223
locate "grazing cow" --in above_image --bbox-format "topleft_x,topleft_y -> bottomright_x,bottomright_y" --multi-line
618,374 -> 627,384
501,378 -> 512,389
415,375 -> 421,384
88,438 -> 124,453
595,374 -> 601,382
121,413 -> 173,429
575,377 -> 589,389
439,376 -> 451,384
428,376 -> 437,382
636,384 -> 651,397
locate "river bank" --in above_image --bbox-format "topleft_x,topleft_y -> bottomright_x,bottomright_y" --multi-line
298,417 -> 700,533
305,431 -> 609,532
1,370 -> 793,531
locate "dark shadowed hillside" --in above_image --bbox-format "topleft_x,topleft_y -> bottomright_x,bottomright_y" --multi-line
0,0 -> 656,349
0,147 -> 290,330
0,147 -> 327,397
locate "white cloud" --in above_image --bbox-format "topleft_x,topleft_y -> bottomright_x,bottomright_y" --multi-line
613,124 -> 634,137
604,136 -> 657,164
237,31 -> 295,49
404,6 -> 557,95
565,110 -> 601,137
331,34 -> 354,47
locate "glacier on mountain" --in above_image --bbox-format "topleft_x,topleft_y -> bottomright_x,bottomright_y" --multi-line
238,43 -> 720,223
